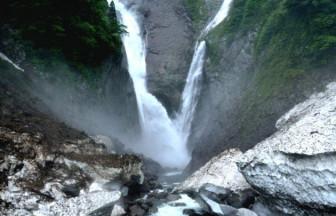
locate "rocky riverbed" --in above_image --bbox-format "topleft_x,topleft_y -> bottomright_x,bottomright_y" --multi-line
1,34 -> 336,216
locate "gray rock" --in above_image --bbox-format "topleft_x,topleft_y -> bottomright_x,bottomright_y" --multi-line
238,83 -> 336,215
137,0 -> 194,113
252,202 -> 280,216
199,183 -> 231,203
179,149 -> 250,193
236,208 -> 258,216
166,193 -> 181,202
111,204 -> 126,216
129,204 -> 146,216
220,204 -> 238,215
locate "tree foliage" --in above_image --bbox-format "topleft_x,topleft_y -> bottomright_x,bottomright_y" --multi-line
0,0 -> 124,66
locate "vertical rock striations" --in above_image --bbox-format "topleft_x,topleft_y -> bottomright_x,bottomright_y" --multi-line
136,0 -> 195,114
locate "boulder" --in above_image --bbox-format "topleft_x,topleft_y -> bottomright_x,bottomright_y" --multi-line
111,204 -> 126,216
238,83 -> 336,215
236,208 -> 258,216
179,149 -> 251,193
199,184 -> 236,206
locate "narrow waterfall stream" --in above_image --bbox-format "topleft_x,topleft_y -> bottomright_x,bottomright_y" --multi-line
112,0 -> 189,169
175,0 -> 234,147
0,52 -> 24,72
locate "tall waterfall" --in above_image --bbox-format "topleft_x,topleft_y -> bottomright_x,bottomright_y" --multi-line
175,0 -> 234,145
109,0 -> 233,168
112,0 -> 189,168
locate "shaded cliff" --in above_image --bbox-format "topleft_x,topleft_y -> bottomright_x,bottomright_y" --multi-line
127,0 -> 194,114
187,0 -> 336,171
0,1 -> 140,145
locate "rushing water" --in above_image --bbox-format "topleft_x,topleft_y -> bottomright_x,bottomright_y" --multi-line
201,0 -> 234,38
175,41 -> 206,145
175,0 -> 234,145
109,0 -> 233,168
112,0 -> 189,168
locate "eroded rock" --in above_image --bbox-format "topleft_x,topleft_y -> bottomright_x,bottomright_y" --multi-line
238,82 -> 336,215
179,149 -> 250,193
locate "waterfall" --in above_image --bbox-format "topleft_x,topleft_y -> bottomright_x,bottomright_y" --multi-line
109,0 -> 233,168
175,41 -> 206,145
0,52 -> 24,72
175,0 -> 234,145
112,0 -> 189,168
201,0 -> 234,38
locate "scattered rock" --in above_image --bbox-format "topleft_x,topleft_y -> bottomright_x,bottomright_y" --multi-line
219,204 -> 237,215
111,204 -> 126,216
129,204 -> 145,216
236,208 -> 258,216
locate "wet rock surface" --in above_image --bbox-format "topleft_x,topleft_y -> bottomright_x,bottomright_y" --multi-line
135,0 -> 194,114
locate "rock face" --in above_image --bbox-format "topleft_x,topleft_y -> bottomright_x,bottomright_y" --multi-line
238,82 -> 336,215
186,0 -> 336,173
136,0 -> 194,113
179,149 -> 250,193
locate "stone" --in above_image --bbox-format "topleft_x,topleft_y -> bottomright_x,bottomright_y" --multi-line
111,204 -> 126,216
226,189 -> 257,208
61,184 -> 81,198
92,135 -> 116,153
166,193 -> 181,202
252,202 -> 280,216
135,0 -> 194,113
236,208 -> 258,216
199,183 -> 231,203
219,204 -> 237,215
238,82 -> 336,215
129,204 -> 145,216
179,149 -> 251,194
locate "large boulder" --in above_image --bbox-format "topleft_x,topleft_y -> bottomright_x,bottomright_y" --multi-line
238,83 -> 336,215
179,149 -> 250,193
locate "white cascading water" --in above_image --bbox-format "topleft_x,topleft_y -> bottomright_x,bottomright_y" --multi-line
175,41 -> 206,145
0,52 -> 24,72
112,0 -> 189,168
201,0 -> 234,38
175,0 -> 234,145
109,0 -> 233,168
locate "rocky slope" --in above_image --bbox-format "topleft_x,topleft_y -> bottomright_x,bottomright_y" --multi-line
0,61 -> 144,215
173,82 -> 336,216
187,0 -> 336,171
0,56 -> 169,216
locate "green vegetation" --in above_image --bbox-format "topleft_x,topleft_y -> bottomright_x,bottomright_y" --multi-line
183,0 -> 209,29
206,0 -> 336,99
0,0 -> 124,66
198,0 -> 336,144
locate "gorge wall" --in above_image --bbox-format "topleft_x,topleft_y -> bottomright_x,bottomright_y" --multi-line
129,0 -> 336,171
132,0 -> 195,114
185,0 -> 336,171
